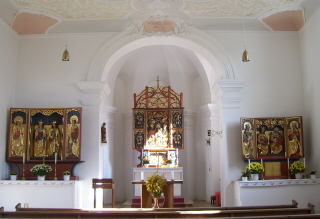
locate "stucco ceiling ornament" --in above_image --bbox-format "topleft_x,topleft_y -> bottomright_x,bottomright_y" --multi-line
126,9 -> 193,37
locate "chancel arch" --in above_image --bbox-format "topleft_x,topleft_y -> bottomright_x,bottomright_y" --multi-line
78,27 -> 245,205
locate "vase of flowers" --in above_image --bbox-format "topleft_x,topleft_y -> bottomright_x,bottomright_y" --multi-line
289,161 -> 306,179
30,164 -> 52,180
246,162 -> 264,181
310,169 -> 317,179
145,172 -> 167,208
10,172 -> 17,181
63,171 -> 70,181
166,160 -> 174,168
241,169 -> 250,181
143,160 -> 150,168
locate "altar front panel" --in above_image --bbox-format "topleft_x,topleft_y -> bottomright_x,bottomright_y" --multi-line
0,180 -> 83,211
133,167 -> 183,196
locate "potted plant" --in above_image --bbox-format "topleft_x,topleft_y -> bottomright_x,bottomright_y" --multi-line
310,169 -> 317,179
143,160 -> 150,168
10,172 -> 17,181
246,162 -> 264,181
289,161 -> 306,179
63,171 -> 71,181
30,164 -> 52,181
241,169 -> 249,181
166,160 -> 174,168
145,173 -> 167,208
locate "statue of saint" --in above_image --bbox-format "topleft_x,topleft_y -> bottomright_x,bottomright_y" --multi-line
101,122 -> 107,143
34,121 -> 47,157
11,116 -> 24,156
67,116 -> 79,156
47,121 -> 60,156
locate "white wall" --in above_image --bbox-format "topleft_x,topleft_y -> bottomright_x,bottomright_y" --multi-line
299,7 -> 320,179
0,19 -> 18,180
2,24 -> 308,208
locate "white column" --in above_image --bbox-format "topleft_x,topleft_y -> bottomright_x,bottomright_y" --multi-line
181,110 -> 195,201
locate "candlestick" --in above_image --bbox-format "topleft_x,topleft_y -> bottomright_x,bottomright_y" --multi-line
287,158 -> 290,179
248,159 -> 251,168
23,153 -> 25,164
55,152 -> 57,164
22,163 -> 25,180
261,159 -> 263,166
304,158 -> 306,167
54,163 -> 57,180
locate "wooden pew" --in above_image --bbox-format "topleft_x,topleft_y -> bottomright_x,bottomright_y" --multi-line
0,203 -> 314,218
14,199 -> 299,212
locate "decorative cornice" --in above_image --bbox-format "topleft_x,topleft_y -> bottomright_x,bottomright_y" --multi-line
238,178 -> 320,187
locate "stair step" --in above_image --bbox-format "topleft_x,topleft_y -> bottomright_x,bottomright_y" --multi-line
131,196 -> 186,208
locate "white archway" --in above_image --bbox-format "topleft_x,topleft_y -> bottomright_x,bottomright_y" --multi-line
77,27 -> 246,205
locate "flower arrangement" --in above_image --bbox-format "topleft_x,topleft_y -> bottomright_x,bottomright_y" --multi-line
289,161 -> 306,174
30,164 -> 52,176
10,172 -> 17,175
166,160 -> 172,164
246,162 -> 264,174
145,173 -> 167,199
143,160 -> 150,164
241,169 -> 250,177
310,169 -> 317,175
63,171 -> 70,175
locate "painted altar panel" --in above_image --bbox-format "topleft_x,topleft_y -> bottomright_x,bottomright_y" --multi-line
146,110 -> 170,149
7,108 -> 30,161
30,108 -> 64,161
64,107 -> 82,160
241,116 -> 304,161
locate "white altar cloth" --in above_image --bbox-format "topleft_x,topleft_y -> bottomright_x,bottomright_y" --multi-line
0,180 -> 83,211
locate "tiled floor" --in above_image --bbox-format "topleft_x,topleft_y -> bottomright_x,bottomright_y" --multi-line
104,200 -> 214,208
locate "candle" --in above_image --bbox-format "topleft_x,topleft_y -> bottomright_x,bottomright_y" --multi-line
287,158 -> 290,169
23,153 -> 25,164
55,152 -> 57,164
171,171 -> 174,181
261,159 -> 263,166
304,158 -> 306,167
141,171 -> 144,181
248,159 -> 251,169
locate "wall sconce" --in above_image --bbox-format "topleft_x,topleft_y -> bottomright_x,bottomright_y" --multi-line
207,130 -> 223,138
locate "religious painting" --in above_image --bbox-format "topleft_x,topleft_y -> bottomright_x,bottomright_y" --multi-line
30,108 -> 64,161
286,116 -> 303,159
65,108 -> 81,160
134,110 -> 145,129
134,130 -> 145,149
241,118 -> 256,159
7,108 -> 29,161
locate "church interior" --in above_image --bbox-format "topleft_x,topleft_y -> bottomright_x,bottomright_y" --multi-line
1,0 -> 320,217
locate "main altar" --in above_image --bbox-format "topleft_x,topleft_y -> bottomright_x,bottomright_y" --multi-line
131,78 -> 185,207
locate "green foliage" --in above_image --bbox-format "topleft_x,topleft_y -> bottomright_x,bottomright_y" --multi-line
10,172 -> 17,175
63,171 -> 70,175
310,169 -> 317,175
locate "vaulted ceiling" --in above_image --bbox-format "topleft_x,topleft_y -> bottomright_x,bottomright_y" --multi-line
0,0 -> 319,35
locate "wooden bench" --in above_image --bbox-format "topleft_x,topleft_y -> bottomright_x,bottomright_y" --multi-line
0,202 -> 313,218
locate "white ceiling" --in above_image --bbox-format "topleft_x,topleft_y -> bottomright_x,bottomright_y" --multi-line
0,0 -> 319,34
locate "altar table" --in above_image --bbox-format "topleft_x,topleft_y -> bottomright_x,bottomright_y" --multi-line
132,180 -> 183,208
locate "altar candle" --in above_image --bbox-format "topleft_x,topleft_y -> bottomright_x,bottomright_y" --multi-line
55,152 -> 57,164
141,171 -> 144,181
23,153 -> 25,164
248,159 -> 251,169
171,171 -> 174,180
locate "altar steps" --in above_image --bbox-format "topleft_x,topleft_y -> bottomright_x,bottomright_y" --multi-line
131,196 -> 186,208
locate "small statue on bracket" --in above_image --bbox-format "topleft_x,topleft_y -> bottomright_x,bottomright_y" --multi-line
101,122 -> 107,143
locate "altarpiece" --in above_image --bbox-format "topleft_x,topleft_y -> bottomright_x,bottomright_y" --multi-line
133,80 -> 184,166
7,107 -> 82,179
241,116 -> 304,179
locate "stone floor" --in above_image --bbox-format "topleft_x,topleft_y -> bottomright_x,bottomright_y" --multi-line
104,200 -> 214,208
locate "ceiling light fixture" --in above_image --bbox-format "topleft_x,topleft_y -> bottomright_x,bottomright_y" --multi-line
62,0 -> 70,61
242,17 -> 250,62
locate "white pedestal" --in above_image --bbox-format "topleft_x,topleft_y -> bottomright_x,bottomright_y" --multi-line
0,180 -> 83,211
133,167 -> 183,196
